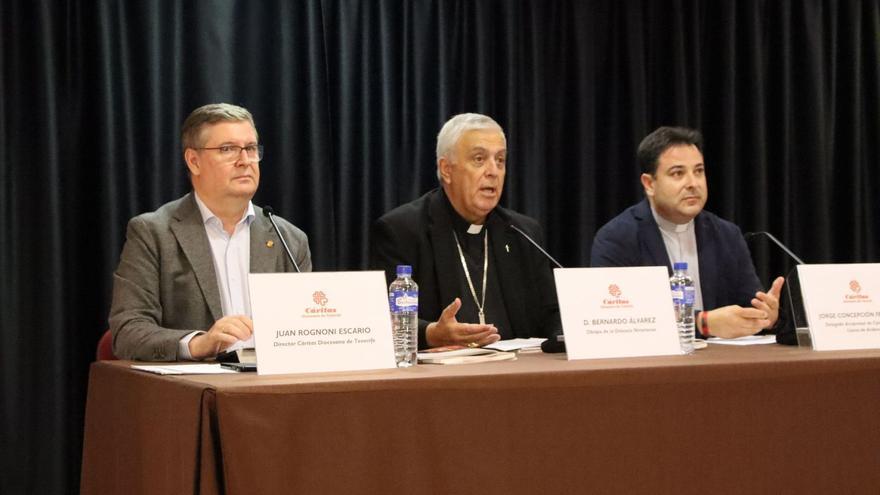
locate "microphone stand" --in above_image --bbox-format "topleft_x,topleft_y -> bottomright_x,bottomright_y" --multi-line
744,231 -> 807,345
507,223 -> 566,352
262,206 -> 301,273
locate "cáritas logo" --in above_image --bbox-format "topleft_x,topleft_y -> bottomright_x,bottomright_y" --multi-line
303,290 -> 341,317
844,279 -> 871,303
313,291 -> 329,306
601,283 -> 632,308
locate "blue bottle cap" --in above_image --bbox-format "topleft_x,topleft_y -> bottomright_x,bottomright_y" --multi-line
396,265 -> 412,277
673,262 -> 688,271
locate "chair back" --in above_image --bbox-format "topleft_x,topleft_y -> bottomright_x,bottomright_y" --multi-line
96,329 -> 117,361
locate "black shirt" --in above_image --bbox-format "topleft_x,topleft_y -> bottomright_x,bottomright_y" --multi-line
442,193 -> 515,339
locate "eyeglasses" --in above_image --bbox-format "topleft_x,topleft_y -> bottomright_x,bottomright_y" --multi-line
196,144 -> 264,162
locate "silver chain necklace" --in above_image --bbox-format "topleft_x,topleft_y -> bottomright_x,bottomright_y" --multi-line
452,229 -> 488,325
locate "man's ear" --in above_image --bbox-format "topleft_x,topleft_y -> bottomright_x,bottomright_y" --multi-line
640,173 -> 655,198
438,157 -> 453,185
184,149 -> 201,176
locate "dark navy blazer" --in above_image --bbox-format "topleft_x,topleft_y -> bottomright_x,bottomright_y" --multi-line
590,199 -> 762,311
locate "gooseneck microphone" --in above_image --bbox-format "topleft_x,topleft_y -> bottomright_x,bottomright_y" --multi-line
507,223 -> 567,353
744,231 -> 806,345
508,224 -> 564,269
744,231 -> 805,265
262,206 -> 301,273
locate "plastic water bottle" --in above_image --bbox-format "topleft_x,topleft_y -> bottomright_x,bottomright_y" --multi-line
670,262 -> 696,354
389,265 -> 418,367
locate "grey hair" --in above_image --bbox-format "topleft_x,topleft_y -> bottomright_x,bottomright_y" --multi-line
181,103 -> 257,149
435,113 -> 505,180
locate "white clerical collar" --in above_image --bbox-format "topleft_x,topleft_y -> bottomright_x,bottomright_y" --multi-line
467,224 -> 484,234
651,205 -> 692,234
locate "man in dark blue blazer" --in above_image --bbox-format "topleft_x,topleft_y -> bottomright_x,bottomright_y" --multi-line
591,126 -> 784,339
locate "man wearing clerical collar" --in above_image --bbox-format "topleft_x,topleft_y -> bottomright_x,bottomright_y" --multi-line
370,113 -> 561,349
591,126 -> 785,339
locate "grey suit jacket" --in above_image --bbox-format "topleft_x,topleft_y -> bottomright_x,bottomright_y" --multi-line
109,192 -> 311,361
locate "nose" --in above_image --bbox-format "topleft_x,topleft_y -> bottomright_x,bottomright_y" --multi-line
485,157 -> 502,176
234,148 -> 252,166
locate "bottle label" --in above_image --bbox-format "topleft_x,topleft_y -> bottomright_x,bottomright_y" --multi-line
390,291 -> 418,313
670,287 -> 684,304
671,284 -> 695,305
683,286 -> 695,305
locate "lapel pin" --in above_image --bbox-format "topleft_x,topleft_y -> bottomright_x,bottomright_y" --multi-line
505,244 -> 510,253
266,240 -> 275,248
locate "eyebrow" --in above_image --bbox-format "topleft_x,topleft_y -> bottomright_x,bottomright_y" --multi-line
215,140 -> 258,146
667,163 -> 703,170
469,147 -> 506,154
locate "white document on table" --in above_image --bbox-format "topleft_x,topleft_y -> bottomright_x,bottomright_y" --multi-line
706,335 -> 777,346
223,335 -> 254,353
484,338 -> 546,352
130,364 -> 237,375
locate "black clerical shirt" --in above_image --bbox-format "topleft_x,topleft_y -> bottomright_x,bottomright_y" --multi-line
442,194 -> 514,339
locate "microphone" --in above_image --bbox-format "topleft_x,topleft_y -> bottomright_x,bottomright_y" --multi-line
262,206 -> 301,273
541,333 -> 566,353
508,224 -> 564,268
507,223 -> 567,353
744,231 -> 804,345
743,231 -> 804,265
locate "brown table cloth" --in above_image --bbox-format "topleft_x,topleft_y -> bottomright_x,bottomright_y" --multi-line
82,345 -> 880,494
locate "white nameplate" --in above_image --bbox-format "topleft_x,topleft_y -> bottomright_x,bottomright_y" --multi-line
798,264 -> 880,351
249,271 -> 396,375
554,267 -> 681,359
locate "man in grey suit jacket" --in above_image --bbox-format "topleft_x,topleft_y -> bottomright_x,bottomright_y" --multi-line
109,103 -> 311,361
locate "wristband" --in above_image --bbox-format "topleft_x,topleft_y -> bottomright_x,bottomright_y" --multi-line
700,310 -> 710,336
